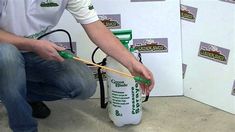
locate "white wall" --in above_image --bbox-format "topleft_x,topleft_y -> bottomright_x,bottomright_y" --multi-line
181,0 -> 235,114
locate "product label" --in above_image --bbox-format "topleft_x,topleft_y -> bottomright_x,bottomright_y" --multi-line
180,4 -> 198,23
111,79 -> 128,87
133,38 -> 168,53
112,90 -> 130,106
182,64 -> 187,79
131,82 -> 141,114
232,80 -> 235,96
108,76 -> 142,120
54,42 -> 77,53
110,79 -> 130,111
98,14 -> 121,29
198,42 -> 230,65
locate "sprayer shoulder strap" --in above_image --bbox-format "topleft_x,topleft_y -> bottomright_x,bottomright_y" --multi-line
98,58 -> 108,108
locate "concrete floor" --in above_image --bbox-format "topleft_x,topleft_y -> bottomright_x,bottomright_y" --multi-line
0,97 -> 234,132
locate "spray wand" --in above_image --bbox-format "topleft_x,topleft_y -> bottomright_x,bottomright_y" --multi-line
36,29 -> 151,85
58,51 -> 151,85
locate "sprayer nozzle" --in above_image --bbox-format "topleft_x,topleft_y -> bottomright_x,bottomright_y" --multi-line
58,51 -> 74,59
134,76 -> 151,85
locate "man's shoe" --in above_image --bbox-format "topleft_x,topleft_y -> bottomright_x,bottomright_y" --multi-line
28,101 -> 51,119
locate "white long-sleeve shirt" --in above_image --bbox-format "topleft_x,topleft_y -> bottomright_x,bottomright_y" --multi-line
0,0 -> 99,39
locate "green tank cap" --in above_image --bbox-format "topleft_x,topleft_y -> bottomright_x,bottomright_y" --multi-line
112,29 -> 132,50
134,76 -> 151,85
120,40 -> 130,49
112,29 -> 132,41
58,51 -> 74,59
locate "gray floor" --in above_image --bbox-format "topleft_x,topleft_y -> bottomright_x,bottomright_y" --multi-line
0,97 -> 234,132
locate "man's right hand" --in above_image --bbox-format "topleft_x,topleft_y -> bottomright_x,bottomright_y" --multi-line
31,39 -> 65,62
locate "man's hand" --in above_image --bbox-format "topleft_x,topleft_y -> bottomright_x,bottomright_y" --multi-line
31,40 -> 65,62
128,60 -> 155,95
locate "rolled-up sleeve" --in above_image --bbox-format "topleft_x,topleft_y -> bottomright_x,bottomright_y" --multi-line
66,0 -> 99,24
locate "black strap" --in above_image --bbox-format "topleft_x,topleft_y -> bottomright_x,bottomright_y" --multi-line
142,95 -> 149,102
137,52 -> 149,103
91,47 -> 108,108
98,58 -> 108,108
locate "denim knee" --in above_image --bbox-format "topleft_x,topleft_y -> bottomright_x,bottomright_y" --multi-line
0,43 -> 25,100
80,78 -> 97,99
0,43 -> 24,67
69,76 -> 97,100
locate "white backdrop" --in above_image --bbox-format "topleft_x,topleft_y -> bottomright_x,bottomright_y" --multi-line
53,0 -> 183,97
181,0 -> 235,114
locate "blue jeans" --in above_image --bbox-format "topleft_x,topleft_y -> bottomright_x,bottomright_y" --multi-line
0,43 -> 97,132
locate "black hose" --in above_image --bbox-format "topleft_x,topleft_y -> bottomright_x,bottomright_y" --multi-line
37,29 -> 75,54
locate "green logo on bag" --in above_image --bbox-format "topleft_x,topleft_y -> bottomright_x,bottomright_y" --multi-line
111,79 -> 128,87
88,4 -> 94,10
40,0 -> 59,7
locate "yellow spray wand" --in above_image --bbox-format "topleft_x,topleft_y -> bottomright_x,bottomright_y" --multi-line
58,51 -> 151,85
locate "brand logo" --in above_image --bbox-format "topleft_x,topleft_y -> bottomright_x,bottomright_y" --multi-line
232,81 -> 235,96
182,64 -> 187,79
88,4 -> 94,10
111,79 -> 128,87
98,14 -> 121,29
181,5 -> 197,23
54,42 -> 77,53
40,0 -> 59,7
132,38 -> 168,53
220,0 -> 235,4
198,42 -> 230,65
131,84 -> 141,114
